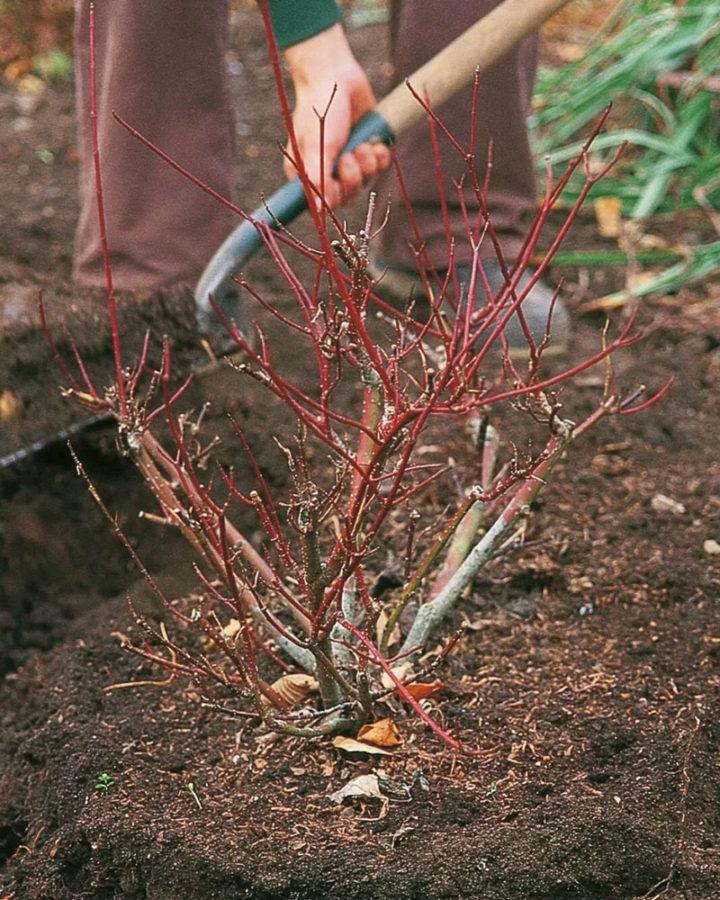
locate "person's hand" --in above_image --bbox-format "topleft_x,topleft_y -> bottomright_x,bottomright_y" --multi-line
284,24 -> 391,208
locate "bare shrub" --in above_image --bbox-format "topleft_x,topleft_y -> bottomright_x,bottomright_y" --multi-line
49,7 -> 670,752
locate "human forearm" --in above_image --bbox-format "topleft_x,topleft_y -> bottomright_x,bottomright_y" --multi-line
282,24 -> 390,206
267,0 -> 342,51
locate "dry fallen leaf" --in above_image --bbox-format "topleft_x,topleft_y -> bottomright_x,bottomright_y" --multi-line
329,773 -> 384,804
4,60 -> 31,81
551,42 -> 586,63
357,717 -> 403,748
593,195 -> 623,239
223,618 -> 241,638
0,390 -> 22,423
332,736 -> 391,756
380,661 -> 413,690
404,679 -> 444,701
49,833 -> 62,860
268,673 -> 318,709
577,294 -> 629,314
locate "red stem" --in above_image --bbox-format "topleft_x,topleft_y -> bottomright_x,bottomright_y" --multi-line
339,619 -> 463,751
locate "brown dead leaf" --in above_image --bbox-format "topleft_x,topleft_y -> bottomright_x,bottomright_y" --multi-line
380,662 -> 413,690
357,717 -> 403,748
577,294 -> 629,314
545,40 -> 586,63
404,679 -> 444,701
329,773 -> 385,804
223,618 -> 241,638
332,736 -> 391,757
0,390 -> 22,423
268,673 -> 318,709
49,833 -> 62,859
4,60 -> 32,81
593,196 -> 622,239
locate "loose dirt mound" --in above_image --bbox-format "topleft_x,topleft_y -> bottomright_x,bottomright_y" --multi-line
2,322 -> 720,899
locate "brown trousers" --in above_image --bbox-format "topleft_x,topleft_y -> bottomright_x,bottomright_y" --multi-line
73,1 -> 537,290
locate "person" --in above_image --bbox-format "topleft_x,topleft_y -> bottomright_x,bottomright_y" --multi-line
72,0 -> 568,351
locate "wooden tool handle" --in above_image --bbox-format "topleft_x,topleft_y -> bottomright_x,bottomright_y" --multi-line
376,0 -> 571,135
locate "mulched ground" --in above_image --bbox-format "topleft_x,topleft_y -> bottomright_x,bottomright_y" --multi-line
1,8 -> 720,900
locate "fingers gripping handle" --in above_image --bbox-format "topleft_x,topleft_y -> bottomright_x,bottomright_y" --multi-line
194,110 -> 394,331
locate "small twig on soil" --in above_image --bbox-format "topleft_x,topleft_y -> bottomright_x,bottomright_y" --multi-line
103,625 -> 178,691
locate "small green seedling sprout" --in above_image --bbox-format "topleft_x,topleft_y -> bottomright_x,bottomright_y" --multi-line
187,781 -> 203,810
95,772 -> 114,792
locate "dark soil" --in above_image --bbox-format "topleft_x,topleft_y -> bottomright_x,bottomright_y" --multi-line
2,9 -> 720,900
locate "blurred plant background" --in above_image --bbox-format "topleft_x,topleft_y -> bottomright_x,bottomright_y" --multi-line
534,0 -> 720,308
534,0 -> 720,220
0,0 -> 73,82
